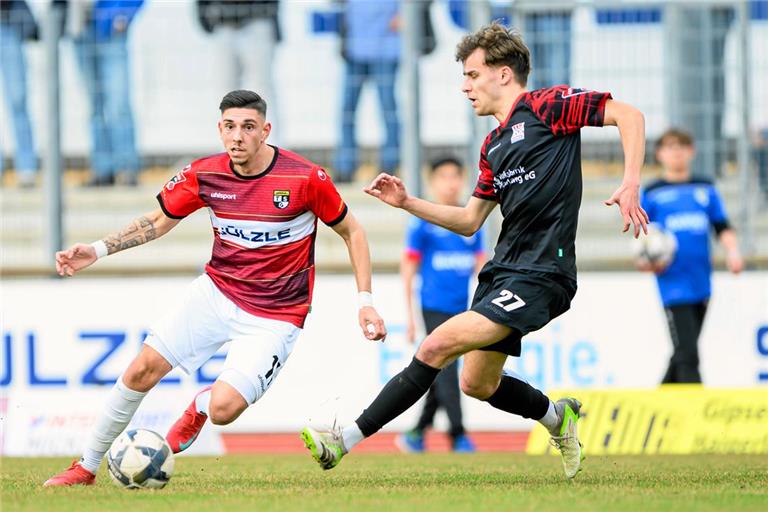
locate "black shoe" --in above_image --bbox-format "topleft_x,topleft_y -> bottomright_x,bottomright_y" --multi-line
83,175 -> 115,187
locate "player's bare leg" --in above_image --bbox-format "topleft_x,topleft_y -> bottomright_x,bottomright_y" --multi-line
461,350 -> 583,478
44,346 -> 172,486
167,380 -> 248,453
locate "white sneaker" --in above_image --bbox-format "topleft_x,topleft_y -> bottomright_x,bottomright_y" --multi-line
549,398 -> 584,479
301,426 -> 345,470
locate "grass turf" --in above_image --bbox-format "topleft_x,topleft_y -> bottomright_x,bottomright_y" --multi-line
2,454 -> 767,512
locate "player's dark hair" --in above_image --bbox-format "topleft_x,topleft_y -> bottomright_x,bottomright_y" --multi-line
656,128 -> 695,150
455,22 -> 531,87
429,156 -> 464,175
219,90 -> 267,117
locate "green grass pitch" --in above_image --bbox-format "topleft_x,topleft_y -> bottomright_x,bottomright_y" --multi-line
2,454 -> 767,512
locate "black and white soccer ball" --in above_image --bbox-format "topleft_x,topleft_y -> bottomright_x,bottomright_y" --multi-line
107,429 -> 174,489
632,222 -> 678,267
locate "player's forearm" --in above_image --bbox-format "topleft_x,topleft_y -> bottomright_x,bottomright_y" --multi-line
344,223 -> 373,293
615,106 -> 646,186
401,196 -> 479,236
102,209 -> 176,255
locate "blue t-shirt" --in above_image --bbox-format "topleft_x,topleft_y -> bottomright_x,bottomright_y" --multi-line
345,0 -> 400,62
405,218 -> 484,315
641,178 -> 730,306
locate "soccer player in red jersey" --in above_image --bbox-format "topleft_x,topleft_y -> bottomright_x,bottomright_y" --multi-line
301,23 -> 649,479
44,90 -> 386,486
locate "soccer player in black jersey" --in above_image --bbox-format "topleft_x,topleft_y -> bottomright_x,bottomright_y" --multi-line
302,22 -> 649,479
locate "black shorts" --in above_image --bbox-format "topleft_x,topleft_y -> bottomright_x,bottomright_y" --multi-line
470,268 -> 576,356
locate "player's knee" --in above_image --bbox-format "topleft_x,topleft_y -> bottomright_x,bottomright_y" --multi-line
460,374 -> 497,400
208,401 -> 242,426
122,361 -> 164,392
417,336 -> 453,368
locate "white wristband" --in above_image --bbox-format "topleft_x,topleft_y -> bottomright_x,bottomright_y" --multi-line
91,240 -> 108,259
357,291 -> 373,309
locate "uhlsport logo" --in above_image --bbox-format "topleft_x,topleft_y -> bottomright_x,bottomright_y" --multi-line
165,165 -> 190,191
273,190 -> 290,209
211,192 -> 237,201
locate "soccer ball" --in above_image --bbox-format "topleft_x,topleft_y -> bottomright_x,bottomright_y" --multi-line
107,429 -> 174,489
632,222 -> 678,267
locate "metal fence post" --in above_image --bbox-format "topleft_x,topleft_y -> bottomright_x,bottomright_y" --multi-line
44,5 -> 64,272
736,0 -> 754,257
401,0 -> 423,198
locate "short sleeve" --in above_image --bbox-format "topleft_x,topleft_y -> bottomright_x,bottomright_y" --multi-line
307,168 -> 348,226
707,185 -> 730,233
528,85 -> 613,136
404,218 -> 425,260
472,134 -> 498,201
157,164 -> 205,219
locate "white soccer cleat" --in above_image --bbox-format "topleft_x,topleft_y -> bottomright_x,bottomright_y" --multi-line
549,397 -> 585,479
300,426 -> 345,470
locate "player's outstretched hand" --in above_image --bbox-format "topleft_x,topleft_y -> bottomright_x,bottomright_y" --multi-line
604,182 -> 650,238
363,173 -> 408,208
359,306 -> 387,342
55,243 -> 98,277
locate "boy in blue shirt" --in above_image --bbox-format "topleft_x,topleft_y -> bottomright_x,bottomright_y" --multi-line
397,157 -> 485,452
640,128 -> 743,383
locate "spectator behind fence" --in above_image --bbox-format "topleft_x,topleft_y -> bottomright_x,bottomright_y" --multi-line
639,128 -> 743,384
64,0 -> 143,187
396,156 -> 484,454
0,0 -> 38,187
334,0 -> 402,183
196,1 -> 280,143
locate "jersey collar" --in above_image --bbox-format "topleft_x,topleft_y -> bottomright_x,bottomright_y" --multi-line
229,145 -> 279,180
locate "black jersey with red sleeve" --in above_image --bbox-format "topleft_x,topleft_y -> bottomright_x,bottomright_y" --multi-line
473,85 -> 612,280
157,148 -> 348,328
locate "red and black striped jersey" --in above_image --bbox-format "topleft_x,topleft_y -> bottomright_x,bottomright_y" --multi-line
157,148 -> 347,328
473,85 -> 612,280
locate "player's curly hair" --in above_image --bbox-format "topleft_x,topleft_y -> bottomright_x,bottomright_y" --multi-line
455,22 -> 531,86
219,90 -> 267,117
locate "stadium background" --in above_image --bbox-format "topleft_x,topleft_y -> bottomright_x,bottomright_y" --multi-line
1,0 -> 767,460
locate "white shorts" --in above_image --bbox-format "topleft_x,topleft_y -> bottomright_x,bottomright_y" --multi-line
145,274 -> 301,404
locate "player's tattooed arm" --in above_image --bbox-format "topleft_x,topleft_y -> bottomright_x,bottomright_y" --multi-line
102,208 -> 181,255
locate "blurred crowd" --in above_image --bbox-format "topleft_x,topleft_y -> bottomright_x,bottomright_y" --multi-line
1,0 -> 766,195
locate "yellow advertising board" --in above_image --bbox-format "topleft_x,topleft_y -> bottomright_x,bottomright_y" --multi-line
526,387 -> 768,455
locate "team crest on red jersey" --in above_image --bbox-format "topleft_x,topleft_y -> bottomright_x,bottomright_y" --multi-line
165,165 -> 190,191
273,190 -> 290,209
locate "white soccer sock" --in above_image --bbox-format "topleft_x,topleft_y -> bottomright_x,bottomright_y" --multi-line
538,400 -> 560,435
341,423 -> 364,453
195,389 -> 212,416
80,378 -> 147,473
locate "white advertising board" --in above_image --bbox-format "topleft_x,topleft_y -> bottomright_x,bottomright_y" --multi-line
1,273 -> 766,455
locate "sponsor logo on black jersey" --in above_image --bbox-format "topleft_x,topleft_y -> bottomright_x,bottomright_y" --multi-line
273,190 -> 290,209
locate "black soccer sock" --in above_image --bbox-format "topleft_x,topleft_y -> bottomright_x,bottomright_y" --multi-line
355,357 -> 441,437
485,374 -> 550,420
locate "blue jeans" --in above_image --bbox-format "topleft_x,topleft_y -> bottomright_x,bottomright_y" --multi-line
524,12 -> 572,90
0,23 -> 37,176
74,29 -> 140,178
335,59 -> 400,179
